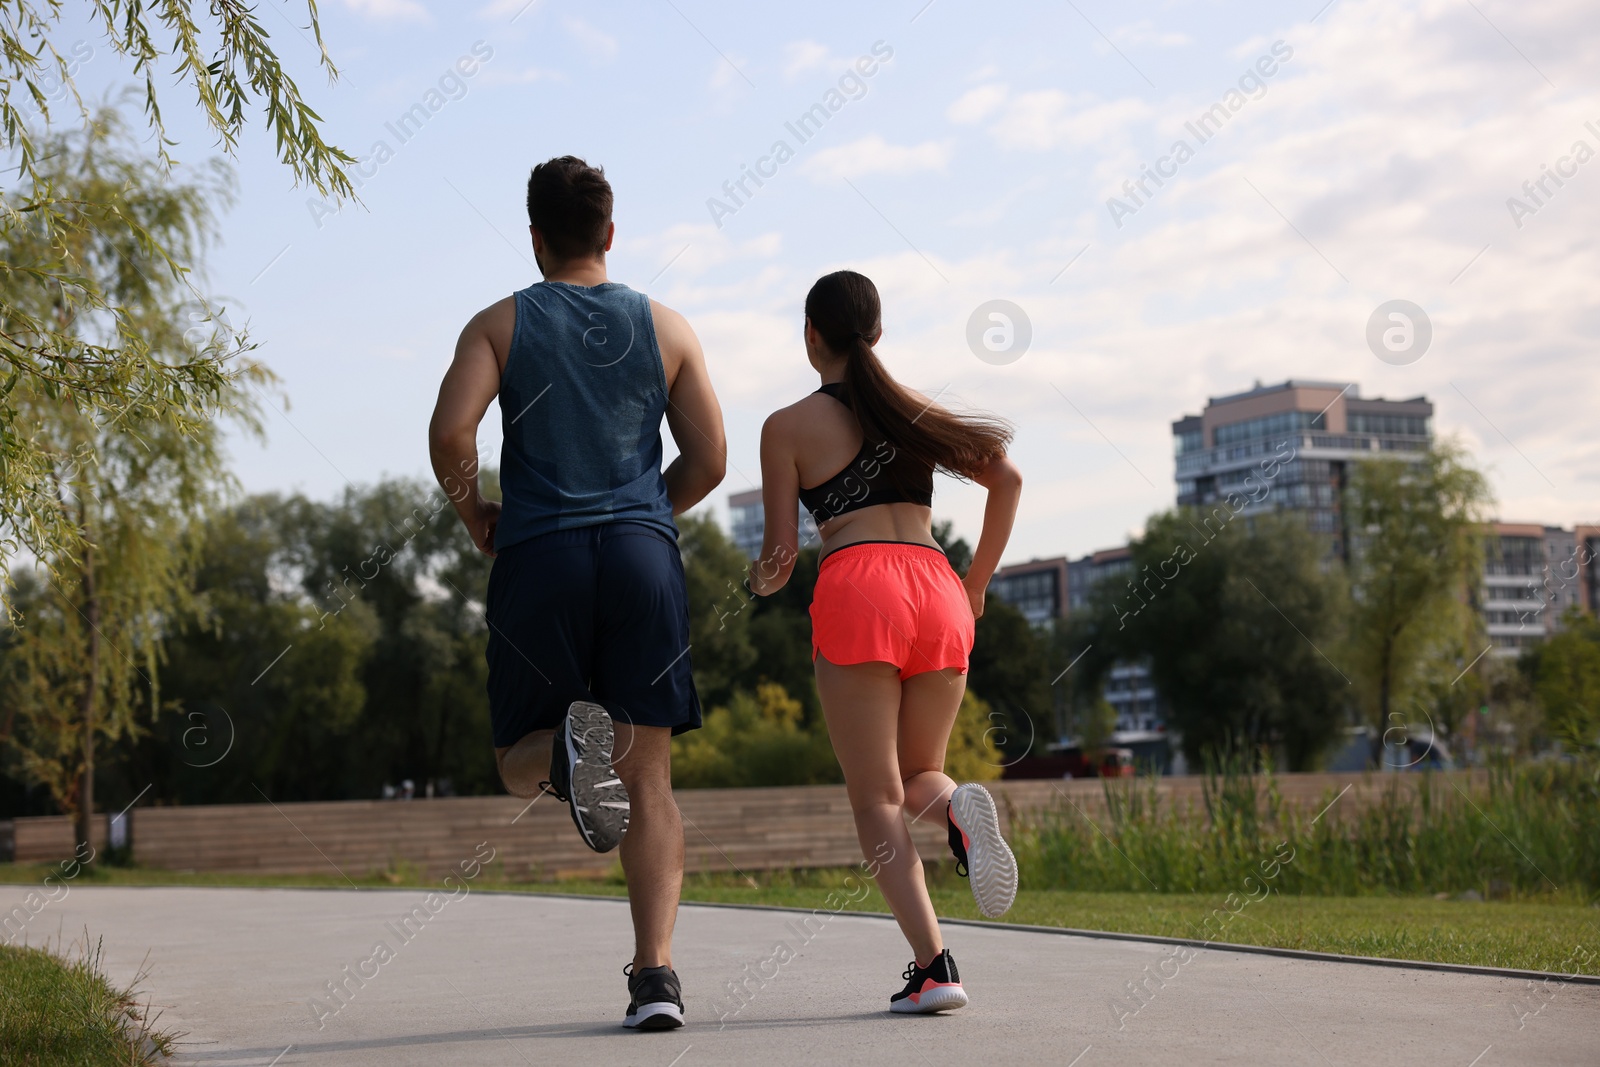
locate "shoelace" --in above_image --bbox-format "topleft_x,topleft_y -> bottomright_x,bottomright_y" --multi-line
537,779 -> 566,801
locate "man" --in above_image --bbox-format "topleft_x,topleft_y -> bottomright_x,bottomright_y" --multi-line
428,156 -> 726,1030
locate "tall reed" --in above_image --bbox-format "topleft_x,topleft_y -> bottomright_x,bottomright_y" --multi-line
1011,759 -> 1600,900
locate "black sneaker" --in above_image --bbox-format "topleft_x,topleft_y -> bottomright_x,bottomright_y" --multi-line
889,949 -> 968,1014
550,701 -> 630,853
948,783 -> 1017,918
624,963 -> 685,1029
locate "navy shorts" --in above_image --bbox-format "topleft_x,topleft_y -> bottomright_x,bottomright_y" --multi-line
485,520 -> 702,748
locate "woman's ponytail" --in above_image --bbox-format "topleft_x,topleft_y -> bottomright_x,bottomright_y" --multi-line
805,271 -> 1012,492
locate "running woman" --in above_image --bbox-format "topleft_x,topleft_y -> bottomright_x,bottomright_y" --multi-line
748,270 -> 1023,1014
428,156 -> 726,1030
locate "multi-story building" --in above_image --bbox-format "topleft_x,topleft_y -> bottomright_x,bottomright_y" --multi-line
1482,523 -> 1600,657
988,556 -> 1069,626
1172,380 -> 1433,558
988,546 -> 1163,739
727,488 -> 820,559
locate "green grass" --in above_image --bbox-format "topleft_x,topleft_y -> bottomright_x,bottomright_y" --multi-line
6,861 -> 1597,976
0,937 -> 174,1067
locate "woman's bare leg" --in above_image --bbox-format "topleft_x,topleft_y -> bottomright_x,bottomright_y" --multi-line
898,668 -> 967,828
815,654 -> 943,965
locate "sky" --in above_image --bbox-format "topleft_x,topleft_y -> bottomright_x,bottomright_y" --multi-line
47,0 -> 1600,565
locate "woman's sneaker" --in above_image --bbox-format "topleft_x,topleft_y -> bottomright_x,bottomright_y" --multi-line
547,701 -> 630,853
947,783 -> 1018,918
624,963 -> 685,1029
889,949 -> 969,1014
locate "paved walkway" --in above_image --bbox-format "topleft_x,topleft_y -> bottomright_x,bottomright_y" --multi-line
15,886 -> 1598,1065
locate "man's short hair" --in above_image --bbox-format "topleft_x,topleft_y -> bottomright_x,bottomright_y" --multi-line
526,156 -> 613,261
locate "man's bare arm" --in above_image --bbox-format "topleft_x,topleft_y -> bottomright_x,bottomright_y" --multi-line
655,301 -> 727,515
429,301 -> 509,556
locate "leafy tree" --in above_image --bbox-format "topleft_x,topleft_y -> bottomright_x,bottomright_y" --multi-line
1,3 -> 353,587
967,598 -> 1053,762
1529,612 -> 1600,755
932,519 -> 973,574
1074,509 -> 1349,769
677,514 -> 757,711
0,122 -> 267,846
745,546 -> 824,721
1342,443 -> 1491,740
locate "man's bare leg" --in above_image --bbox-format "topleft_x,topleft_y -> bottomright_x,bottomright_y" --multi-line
611,721 -> 681,969
495,730 -> 555,798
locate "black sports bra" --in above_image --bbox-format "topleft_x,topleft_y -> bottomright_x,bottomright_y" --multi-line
797,382 -> 934,526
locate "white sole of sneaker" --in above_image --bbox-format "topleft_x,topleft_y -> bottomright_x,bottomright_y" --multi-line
566,701 -> 630,854
890,983 -> 970,1013
624,1001 -> 685,1029
950,783 -> 1018,919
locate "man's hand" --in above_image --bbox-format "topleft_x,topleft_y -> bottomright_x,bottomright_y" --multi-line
464,496 -> 502,557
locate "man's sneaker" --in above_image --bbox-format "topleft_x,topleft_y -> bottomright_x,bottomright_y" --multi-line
889,949 -> 968,1014
550,701 -> 630,853
624,963 -> 685,1029
948,783 -> 1018,918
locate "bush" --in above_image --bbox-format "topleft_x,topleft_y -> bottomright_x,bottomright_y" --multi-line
671,683 -> 841,789
669,682 -> 1006,789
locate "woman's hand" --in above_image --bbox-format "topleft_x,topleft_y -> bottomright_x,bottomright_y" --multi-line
962,576 -> 985,620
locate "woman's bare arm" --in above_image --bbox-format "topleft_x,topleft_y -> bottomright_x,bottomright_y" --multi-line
749,409 -> 802,596
962,454 -> 1023,618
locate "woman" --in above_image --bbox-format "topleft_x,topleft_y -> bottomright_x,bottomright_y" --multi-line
749,270 -> 1023,1014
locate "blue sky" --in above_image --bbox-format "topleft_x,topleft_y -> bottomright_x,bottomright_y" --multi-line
52,0 -> 1600,563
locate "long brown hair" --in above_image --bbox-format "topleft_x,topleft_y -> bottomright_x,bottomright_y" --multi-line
805,270 -> 1012,492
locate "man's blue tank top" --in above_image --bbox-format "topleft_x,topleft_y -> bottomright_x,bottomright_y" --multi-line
494,281 -> 676,551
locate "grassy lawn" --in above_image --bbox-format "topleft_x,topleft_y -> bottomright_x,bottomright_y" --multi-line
0,939 -> 172,1067
6,861 -> 1598,975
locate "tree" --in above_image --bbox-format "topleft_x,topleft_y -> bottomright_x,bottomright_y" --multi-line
1342,443 -> 1491,745
1,3 -> 353,588
0,122 -> 267,847
1530,612 -> 1600,755
1074,509 -> 1350,769
967,598 -> 1053,762
677,514 -> 757,711
932,519 -> 973,574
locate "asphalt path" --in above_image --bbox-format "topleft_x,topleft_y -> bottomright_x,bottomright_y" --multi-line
13,885 -> 1599,1065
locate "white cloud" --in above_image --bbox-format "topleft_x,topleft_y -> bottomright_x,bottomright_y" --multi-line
948,84 -> 1009,125
476,0 -> 533,16
341,0 -> 429,21
801,135 -> 954,181
782,39 -> 836,80
990,90 -> 1154,150
564,16 -> 618,60
710,53 -> 754,92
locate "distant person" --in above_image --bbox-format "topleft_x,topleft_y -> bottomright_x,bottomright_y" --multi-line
428,156 -> 726,1030
748,270 -> 1023,1014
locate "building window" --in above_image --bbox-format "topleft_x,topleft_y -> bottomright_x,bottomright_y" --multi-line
1212,411 -> 1325,447
1348,412 -> 1430,437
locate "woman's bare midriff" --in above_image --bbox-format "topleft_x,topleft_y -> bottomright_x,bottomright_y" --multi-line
817,501 -> 941,563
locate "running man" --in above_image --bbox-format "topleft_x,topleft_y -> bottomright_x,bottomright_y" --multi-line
428,156 -> 726,1030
